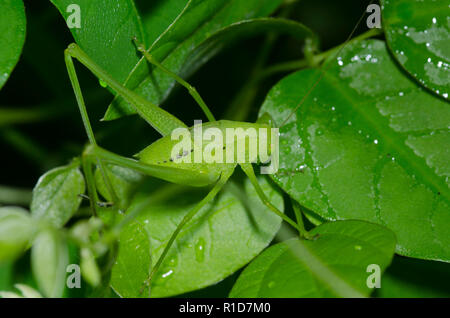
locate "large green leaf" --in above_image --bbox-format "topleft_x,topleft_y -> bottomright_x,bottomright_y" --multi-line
230,220 -> 396,297
50,0 -> 146,84
0,207 -> 34,261
381,0 -> 450,100
31,163 -> 85,227
375,256 -> 450,297
110,220 -> 152,298
112,176 -> 283,297
138,0 -> 189,46
260,39 -> 450,262
104,0 -> 283,120
0,0 -> 26,89
31,229 -> 69,298
184,18 -> 316,75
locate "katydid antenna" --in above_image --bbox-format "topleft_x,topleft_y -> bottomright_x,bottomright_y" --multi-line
280,0 -> 377,128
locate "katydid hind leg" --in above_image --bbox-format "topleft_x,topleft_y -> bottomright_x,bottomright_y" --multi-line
239,163 -> 299,231
291,199 -> 317,240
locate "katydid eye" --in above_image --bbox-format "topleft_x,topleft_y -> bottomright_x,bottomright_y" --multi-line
175,149 -> 190,160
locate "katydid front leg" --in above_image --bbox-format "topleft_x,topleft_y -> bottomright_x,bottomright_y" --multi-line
240,163 -> 301,231
132,37 -> 216,123
141,168 -> 235,295
81,154 -> 100,215
65,49 -> 120,210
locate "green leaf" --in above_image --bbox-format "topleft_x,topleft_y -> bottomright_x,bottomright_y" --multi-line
260,39 -> 450,262
381,0 -> 450,100
375,256 -> 450,298
0,0 -> 26,90
113,176 -> 283,297
0,262 -> 13,291
138,0 -> 189,46
230,220 -> 396,298
95,164 -> 144,210
104,0 -> 283,120
184,18 -> 316,74
13,284 -> 43,298
31,229 -> 69,298
50,0 -> 145,86
0,291 -> 21,298
110,220 -> 151,298
31,163 -> 85,227
0,207 -> 34,261
80,248 -> 101,287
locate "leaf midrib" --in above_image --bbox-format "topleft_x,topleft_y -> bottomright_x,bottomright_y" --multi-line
281,239 -> 365,298
322,71 -> 450,201
118,0 -> 233,96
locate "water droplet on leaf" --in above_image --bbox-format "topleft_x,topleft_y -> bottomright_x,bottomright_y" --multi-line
195,237 -> 206,262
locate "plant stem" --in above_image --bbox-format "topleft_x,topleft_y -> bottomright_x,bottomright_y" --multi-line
225,1 -> 299,122
260,28 -> 383,79
224,33 -> 277,121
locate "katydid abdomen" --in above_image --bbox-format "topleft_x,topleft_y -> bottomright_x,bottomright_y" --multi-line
137,120 -> 275,187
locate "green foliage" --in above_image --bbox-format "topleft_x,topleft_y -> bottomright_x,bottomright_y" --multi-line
31,229 -> 69,298
110,220 -> 152,298
103,0 -> 284,120
0,0 -> 26,89
375,255 -> 450,298
260,39 -> 450,262
95,164 -> 144,210
0,207 -> 34,262
31,161 -> 85,227
381,0 -> 449,100
112,177 -> 283,297
0,0 -> 448,299
230,220 -> 396,297
185,18 -> 317,72
50,0 -> 146,85
80,247 -> 101,287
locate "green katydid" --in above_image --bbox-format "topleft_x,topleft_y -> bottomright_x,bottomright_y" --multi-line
64,2 -> 375,290
64,40 -> 304,292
